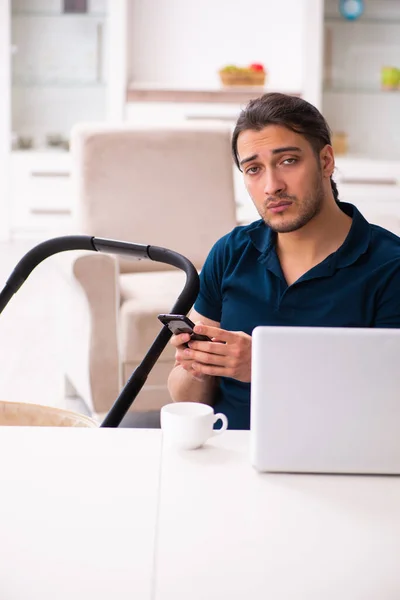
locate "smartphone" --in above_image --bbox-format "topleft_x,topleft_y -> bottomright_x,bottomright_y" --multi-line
157,314 -> 212,342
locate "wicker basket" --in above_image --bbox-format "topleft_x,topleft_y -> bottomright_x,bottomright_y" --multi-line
0,400 -> 98,427
219,70 -> 266,87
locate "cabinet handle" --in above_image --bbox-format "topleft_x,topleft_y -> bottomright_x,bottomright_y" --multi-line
30,172 -> 70,178
340,178 -> 398,186
30,208 -> 71,215
96,23 -> 103,83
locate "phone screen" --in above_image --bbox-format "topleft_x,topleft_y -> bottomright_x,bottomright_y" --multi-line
157,314 -> 212,342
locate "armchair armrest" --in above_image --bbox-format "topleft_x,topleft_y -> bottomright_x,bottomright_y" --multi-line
59,251 -> 121,414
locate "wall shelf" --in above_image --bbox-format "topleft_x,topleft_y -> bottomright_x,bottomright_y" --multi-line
12,80 -> 106,88
324,86 -> 400,95
325,16 -> 400,25
126,86 -> 301,104
12,11 -> 106,18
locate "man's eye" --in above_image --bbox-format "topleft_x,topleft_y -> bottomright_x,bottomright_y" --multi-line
246,166 -> 259,175
282,158 -> 297,165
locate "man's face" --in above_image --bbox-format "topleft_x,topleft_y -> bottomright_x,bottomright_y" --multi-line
237,125 -> 328,233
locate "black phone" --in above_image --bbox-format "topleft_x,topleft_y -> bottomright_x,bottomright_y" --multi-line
157,314 -> 212,342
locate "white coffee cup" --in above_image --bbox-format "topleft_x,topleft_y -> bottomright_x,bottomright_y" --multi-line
160,402 -> 228,450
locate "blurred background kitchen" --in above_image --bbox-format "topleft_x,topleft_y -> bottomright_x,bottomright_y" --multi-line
2,0 -> 400,239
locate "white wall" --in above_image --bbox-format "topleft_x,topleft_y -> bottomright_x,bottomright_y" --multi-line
126,0 -> 304,92
301,0 -> 324,108
106,0 -> 128,120
0,0 -> 11,240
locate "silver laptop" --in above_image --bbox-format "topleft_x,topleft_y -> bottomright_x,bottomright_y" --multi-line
250,326 -> 400,474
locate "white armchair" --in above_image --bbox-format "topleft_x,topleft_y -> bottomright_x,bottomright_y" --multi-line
62,122 -> 237,418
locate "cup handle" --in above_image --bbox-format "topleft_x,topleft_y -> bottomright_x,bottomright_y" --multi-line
212,413 -> 228,436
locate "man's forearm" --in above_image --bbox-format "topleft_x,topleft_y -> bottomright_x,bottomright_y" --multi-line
167,364 -> 217,406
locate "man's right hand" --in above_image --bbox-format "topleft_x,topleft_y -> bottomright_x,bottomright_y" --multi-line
169,330 -> 208,381
167,310 -> 221,405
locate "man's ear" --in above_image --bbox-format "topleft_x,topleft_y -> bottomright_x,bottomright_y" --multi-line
320,144 -> 335,178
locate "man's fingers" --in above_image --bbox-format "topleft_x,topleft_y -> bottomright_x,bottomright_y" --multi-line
169,332 -> 191,348
187,340 -> 227,355
185,347 -> 232,367
192,362 -> 225,377
178,358 -> 207,381
193,324 -> 235,343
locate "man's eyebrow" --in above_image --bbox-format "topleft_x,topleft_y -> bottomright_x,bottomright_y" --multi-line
239,147 -> 302,166
272,146 -> 302,155
240,154 -> 258,167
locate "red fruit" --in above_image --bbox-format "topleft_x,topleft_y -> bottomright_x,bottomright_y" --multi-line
249,63 -> 265,72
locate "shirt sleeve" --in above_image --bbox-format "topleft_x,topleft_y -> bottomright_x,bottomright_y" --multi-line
194,235 -> 228,322
373,263 -> 400,328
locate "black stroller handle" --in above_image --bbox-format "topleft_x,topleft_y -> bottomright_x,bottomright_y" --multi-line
0,235 -> 200,427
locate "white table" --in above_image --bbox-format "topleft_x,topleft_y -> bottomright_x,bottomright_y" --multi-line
0,428 -> 162,600
0,429 -> 400,599
155,432 -> 400,599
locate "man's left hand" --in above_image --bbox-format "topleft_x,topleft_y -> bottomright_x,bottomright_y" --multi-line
184,324 -> 252,383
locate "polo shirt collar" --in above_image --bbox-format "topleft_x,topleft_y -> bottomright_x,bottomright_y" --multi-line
247,219 -> 279,275
333,202 -> 371,268
247,202 -> 372,273
247,218 -> 274,255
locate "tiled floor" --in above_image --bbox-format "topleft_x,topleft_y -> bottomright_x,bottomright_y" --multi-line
0,237 -> 86,413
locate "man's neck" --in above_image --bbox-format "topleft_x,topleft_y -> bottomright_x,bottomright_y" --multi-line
276,200 -> 352,266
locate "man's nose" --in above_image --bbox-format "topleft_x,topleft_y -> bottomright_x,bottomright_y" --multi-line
263,170 -> 286,197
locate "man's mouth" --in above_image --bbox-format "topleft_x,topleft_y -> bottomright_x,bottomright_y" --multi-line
267,201 -> 293,214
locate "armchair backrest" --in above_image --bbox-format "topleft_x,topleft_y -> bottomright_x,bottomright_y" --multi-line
70,122 -> 238,272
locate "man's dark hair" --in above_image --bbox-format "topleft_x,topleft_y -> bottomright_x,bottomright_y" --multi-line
232,93 -> 339,202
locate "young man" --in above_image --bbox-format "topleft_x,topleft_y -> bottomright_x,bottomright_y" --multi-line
167,92 -> 400,430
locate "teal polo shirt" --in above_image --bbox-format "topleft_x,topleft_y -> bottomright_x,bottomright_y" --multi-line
194,202 -> 400,430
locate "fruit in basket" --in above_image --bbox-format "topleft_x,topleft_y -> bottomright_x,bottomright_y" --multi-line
219,63 -> 267,87
381,66 -> 400,91
220,65 -> 241,73
220,63 -> 266,74
249,63 -> 265,72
